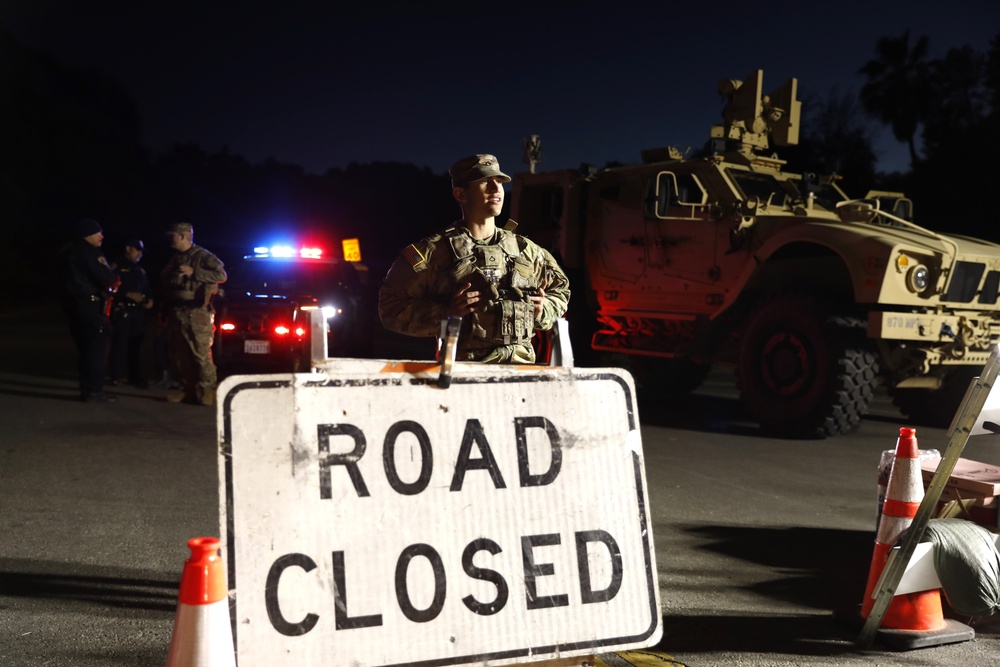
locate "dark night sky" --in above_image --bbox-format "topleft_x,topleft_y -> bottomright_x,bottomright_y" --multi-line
4,0 -> 999,178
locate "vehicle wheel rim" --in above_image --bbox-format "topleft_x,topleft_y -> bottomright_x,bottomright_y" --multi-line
760,332 -> 810,396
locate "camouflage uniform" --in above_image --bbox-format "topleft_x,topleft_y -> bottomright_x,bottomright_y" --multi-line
379,225 -> 570,363
161,243 -> 227,404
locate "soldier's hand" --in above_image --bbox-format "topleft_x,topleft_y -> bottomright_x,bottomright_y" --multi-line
529,286 -> 546,320
178,264 -> 194,277
448,282 -> 481,316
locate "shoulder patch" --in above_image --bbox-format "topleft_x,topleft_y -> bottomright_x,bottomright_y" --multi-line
401,243 -> 428,269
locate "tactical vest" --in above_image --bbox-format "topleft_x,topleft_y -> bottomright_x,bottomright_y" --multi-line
445,229 -> 538,346
163,247 -> 216,307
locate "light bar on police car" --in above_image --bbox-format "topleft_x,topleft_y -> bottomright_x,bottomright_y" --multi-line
251,244 -> 325,259
299,304 -> 342,318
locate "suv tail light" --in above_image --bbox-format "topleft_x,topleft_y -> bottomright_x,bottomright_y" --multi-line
273,325 -> 307,338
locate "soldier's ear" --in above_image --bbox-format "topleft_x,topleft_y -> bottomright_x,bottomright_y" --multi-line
452,186 -> 467,203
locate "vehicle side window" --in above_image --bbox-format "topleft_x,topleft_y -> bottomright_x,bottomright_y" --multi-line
644,172 -> 706,219
521,185 -> 565,222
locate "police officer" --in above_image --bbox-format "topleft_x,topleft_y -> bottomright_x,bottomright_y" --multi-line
160,222 -> 227,406
59,218 -> 118,402
379,154 -> 570,363
109,238 -> 153,387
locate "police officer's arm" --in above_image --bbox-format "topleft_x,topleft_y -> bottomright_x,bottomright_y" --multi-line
90,253 -> 117,293
533,249 -> 570,331
66,245 -> 110,297
379,252 -> 452,337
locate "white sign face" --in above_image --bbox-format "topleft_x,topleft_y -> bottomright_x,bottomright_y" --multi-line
219,366 -> 661,667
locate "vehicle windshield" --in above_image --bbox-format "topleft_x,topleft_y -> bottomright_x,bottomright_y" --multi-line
726,169 -> 846,212
232,259 -> 360,298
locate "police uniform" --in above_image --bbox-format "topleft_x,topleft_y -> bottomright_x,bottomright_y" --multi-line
160,223 -> 227,405
59,218 -> 118,402
379,154 -> 570,364
109,239 -> 151,387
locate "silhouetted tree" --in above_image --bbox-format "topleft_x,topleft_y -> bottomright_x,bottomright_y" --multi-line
858,31 -> 932,168
985,33 -> 1000,116
784,87 -> 877,196
904,33 -> 1000,238
922,45 -> 988,157
0,28 -> 146,305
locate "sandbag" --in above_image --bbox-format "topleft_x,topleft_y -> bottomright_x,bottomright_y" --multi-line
921,518 -> 1000,617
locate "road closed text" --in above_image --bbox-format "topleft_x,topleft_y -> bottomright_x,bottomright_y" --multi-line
265,531 -> 624,636
262,416 -> 626,637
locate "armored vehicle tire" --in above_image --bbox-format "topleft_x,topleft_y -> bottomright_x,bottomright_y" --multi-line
630,358 -> 712,397
736,296 -> 878,438
890,367 -> 980,428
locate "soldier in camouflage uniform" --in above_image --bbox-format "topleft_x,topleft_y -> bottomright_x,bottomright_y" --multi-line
160,222 -> 227,405
379,154 -> 570,364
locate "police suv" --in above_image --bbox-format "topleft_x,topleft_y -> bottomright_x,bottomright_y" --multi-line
214,244 -> 370,375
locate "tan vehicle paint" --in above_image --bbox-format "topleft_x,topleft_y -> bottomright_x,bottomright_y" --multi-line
509,70 -> 1000,437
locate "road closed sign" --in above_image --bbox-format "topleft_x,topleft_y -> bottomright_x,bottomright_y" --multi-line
219,364 -> 661,667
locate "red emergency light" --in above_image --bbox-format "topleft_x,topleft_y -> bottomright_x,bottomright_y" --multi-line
252,244 -> 325,260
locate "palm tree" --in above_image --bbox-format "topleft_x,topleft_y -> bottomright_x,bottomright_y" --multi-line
985,32 -> 1000,115
858,31 -> 932,167
922,45 -> 987,157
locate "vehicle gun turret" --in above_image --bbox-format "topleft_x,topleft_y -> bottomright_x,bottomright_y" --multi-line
710,69 -> 801,165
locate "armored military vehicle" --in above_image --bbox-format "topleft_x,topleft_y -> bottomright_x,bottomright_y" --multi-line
509,70 -> 1000,437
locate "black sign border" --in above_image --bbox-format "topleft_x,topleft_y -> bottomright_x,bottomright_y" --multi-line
221,370 -> 659,666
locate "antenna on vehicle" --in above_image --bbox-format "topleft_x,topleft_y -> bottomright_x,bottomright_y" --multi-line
523,135 -> 542,174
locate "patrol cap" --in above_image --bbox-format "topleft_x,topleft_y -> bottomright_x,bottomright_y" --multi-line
166,222 -> 193,236
449,154 -> 511,187
125,238 -> 144,251
76,218 -> 103,238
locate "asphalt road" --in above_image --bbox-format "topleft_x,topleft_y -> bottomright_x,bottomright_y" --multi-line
1,303 -> 999,666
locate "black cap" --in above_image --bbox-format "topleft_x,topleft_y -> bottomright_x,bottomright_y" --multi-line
125,238 -> 144,251
76,218 -> 103,238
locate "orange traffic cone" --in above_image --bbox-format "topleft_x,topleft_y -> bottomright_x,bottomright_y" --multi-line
859,427 -> 973,649
166,537 -> 237,667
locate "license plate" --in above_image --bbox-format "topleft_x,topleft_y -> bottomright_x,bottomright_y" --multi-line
244,340 -> 270,354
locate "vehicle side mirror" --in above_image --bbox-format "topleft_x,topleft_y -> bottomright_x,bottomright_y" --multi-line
836,200 -> 877,224
894,199 -> 914,222
655,173 -> 675,218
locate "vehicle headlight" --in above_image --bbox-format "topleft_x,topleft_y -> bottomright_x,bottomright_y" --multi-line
322,305 -> 338,318
906,265 -> 930,293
